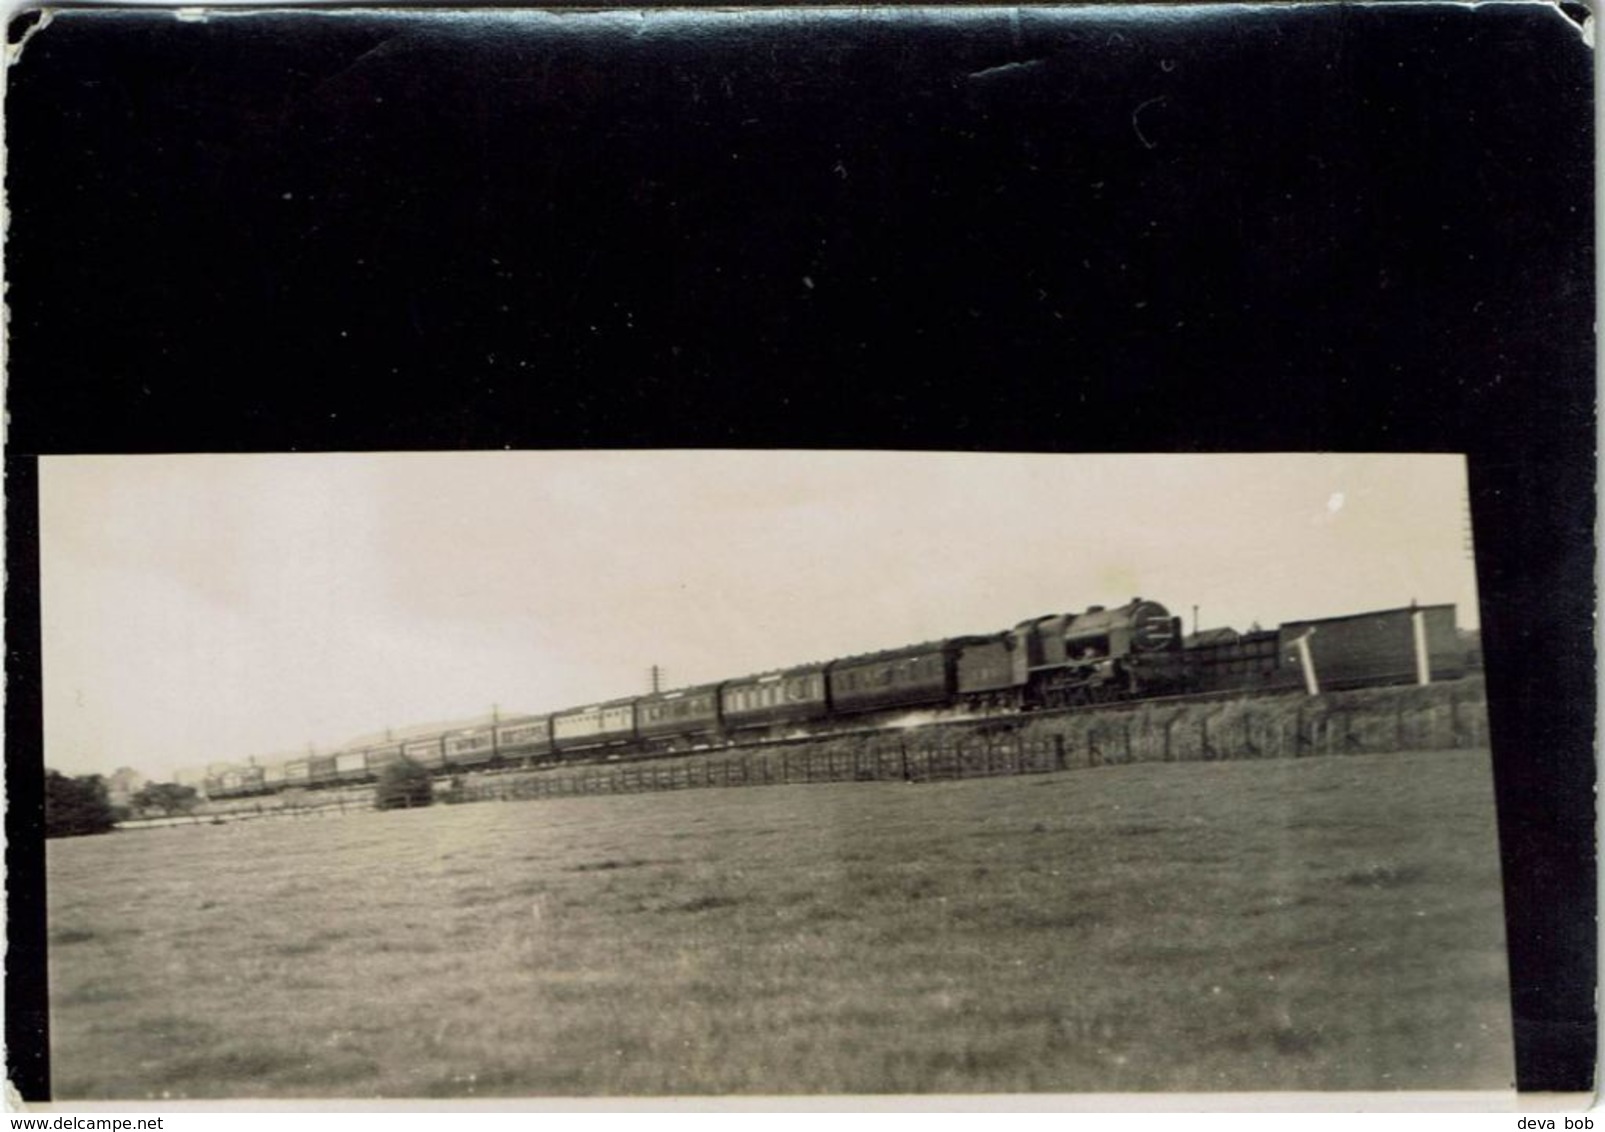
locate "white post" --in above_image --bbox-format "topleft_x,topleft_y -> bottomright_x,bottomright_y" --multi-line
1412,608 -> 1431,685
1294,630 -> 1320,695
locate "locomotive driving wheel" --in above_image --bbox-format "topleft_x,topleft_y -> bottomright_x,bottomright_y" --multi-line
1038,672 -> 1091,709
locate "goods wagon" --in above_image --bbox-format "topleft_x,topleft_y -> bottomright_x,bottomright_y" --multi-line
721,665 -> 829,730
1277,604 -> 1463,690
334,750 -> 369,782
1184,629 -> 1283,693
283,759 -> 311,785
552,699 -> 637,753
637,683 -> 722,741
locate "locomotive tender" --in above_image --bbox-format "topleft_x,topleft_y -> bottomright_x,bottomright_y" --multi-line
199,598 -> 1465,798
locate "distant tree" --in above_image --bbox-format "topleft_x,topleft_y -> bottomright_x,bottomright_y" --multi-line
45,771 -> 118,838
132,781 -> 200,817
374,758 -> 434,810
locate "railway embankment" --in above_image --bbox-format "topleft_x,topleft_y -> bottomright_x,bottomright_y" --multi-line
135,677 -> 1486,827
1011,675 -> 1488,763
446,676 -> 1489,804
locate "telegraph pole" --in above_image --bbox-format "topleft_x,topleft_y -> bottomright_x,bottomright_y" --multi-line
648,665 -> 663,693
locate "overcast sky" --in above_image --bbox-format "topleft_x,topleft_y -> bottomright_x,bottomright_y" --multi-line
39,451 -> 1476,781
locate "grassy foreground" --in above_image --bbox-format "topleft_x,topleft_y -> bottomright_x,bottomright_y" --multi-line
47,749 -> 1512,1098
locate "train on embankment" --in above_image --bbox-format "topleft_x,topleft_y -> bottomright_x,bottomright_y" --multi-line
196,599 -> 1471,799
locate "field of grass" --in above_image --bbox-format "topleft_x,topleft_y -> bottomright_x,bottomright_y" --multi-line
47,748 -> 1513,1099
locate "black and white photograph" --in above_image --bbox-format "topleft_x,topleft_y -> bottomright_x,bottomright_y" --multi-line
36,450 -> 1511,1099
4,0 -> 1594,1114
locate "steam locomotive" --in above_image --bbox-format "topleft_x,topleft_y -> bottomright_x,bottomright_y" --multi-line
200,598 -> 1465,798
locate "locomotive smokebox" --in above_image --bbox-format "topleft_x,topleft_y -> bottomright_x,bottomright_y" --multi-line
1063,598 -> 1179,658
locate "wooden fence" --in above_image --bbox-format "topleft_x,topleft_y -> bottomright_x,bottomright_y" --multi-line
119,788 -> 377,830
449,690 -> 1489,805
149,686 -> 1488,826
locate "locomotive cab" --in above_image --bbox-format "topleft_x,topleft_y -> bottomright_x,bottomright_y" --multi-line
1008,612 -> 1073,685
